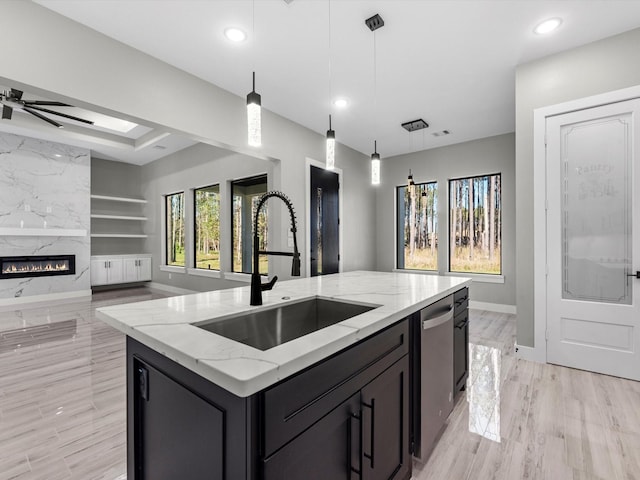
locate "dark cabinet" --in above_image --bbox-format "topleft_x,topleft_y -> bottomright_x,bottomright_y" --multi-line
453,288 -> 469,394
361,357 -> 410,480
264,357 -> 410,480
127,319 -> 411,480
133,362 -> 224,480
263,393 -> 361,480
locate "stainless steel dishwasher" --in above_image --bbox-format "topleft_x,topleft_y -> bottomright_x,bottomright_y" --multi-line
410,294 -> 454,463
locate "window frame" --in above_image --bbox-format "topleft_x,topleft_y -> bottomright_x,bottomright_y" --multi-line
193,184 -> 221,271
395,180 -> 439,272
448,172 -> 502,276
165,191 -> 186,267
230,174 -> 268,275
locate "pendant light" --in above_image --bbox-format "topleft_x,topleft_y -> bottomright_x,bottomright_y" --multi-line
247,71 -> 262,147
371,140 -> 381,185
325,0 -> 335,170
366,14 -> 384,185
326,114 -> 336,170
247,0 -> 261,147
408,169 -> 416,195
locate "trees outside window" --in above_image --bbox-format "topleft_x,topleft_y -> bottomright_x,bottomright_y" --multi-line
231,175 -> 268,275
449,174 -> 501,274
166,192 -> 185,266
195,185 -> 220,270
397,182 -> 438,270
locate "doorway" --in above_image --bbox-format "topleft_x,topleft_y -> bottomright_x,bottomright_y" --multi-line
309,165 -> 340,276
542,97 -> 640,380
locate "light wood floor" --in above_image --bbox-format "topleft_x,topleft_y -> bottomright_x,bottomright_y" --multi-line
0,288 -> 638,480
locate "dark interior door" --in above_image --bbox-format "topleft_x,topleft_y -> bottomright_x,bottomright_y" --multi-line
310,165 -> 339,276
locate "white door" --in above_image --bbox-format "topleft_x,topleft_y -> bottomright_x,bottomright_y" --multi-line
546,99 -> 640,380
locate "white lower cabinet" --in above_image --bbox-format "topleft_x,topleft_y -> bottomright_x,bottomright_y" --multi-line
91,255 -> 151,286
124,257 -> 152,283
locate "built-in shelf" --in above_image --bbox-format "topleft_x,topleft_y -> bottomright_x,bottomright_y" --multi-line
0,227 -> 87,237
91,214 -> 148,221
90,194 -> 147,204
90,194 -> 148,244
91,234 -> 148,238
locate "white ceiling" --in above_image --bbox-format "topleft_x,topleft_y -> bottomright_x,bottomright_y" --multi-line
17,1 -> 640,161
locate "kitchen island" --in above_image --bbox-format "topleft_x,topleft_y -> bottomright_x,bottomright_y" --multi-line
97,270 -> 471,480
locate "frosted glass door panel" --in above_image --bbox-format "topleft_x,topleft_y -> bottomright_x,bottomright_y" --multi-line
561,114 -> 632,304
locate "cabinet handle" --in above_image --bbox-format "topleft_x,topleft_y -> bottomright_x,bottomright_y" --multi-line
348,412 -> 362,478
362,399 -> 375,469
422,307 -> 454,330
455,319 -> 469,329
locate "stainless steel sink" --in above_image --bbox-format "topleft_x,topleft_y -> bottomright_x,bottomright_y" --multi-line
195,297 -> 377,351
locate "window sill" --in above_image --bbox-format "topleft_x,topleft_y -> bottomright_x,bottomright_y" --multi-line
222,272 -> 254,283
445,272 -> 504,284
160,265 -> 187,274
393,269 -> 504,284
187,268 -> 222,279
393,269 -> 439,276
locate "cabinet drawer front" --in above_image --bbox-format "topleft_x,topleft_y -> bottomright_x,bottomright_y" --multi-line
263,319 -> 409,457
454,288 -> 469,313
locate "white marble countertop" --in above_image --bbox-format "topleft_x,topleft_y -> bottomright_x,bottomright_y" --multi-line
96,271 -> 471,397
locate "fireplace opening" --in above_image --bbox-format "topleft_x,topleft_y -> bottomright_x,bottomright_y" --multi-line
0,255 -> 76,279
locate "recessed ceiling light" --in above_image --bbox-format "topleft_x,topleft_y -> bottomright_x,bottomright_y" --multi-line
224,27 -> 247,42
333,98 -> 348,108
534,17 -> 562,35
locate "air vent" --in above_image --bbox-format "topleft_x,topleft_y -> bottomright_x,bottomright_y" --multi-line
432,130 -> 450,137
401,119 -> 429,132
365,14 -> 384,32
283,0 -> 295,3
152,145 -> 167,150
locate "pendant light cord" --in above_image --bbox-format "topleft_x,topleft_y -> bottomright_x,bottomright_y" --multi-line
374,29 -> 377,142
328,0 -> 332,116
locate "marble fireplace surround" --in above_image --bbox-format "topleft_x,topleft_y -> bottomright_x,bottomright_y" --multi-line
0,131 -> 91,305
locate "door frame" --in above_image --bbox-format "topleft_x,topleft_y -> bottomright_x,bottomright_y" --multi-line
305,157 -> 343,277
531,84 -> 640,363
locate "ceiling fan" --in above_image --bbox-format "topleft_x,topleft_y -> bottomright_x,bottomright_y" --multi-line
1,88 -> 94,128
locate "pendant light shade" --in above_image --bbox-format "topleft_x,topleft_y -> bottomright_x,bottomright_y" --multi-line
371,140 -> 381,185
326,114 -> 336,170
247,71 -> 262,147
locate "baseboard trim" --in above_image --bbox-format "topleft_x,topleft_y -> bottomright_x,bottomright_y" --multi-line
515,343 -> 546,363
148,282 -> 197,295
0,289 -> 92,308
468,300 -> 516,315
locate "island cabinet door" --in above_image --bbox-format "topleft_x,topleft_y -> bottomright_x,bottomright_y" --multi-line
134,362 -> 224,480
262,393 -> 362,480
361,356 -> 411,480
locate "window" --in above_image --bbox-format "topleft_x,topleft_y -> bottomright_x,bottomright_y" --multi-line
396,182 -> 438,270
449,174 -> 501,274
166,192 -> 185,266
194,185 -> 220,270
231,175 -> 268,275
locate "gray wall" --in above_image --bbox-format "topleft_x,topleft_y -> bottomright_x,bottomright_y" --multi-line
141,143 -> 273,291
515,27 -> 640,347
376,133 -> 515,306
141,141 -> 375,292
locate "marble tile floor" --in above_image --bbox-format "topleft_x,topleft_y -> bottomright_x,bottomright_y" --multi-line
0,288 -> 639,480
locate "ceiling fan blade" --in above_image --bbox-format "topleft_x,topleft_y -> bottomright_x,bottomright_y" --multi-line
2,105 -> 12,120
10,88 -> 23,100
25,105 -> 94,125
23,100 -> 72,107
23,106 -> 63,128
